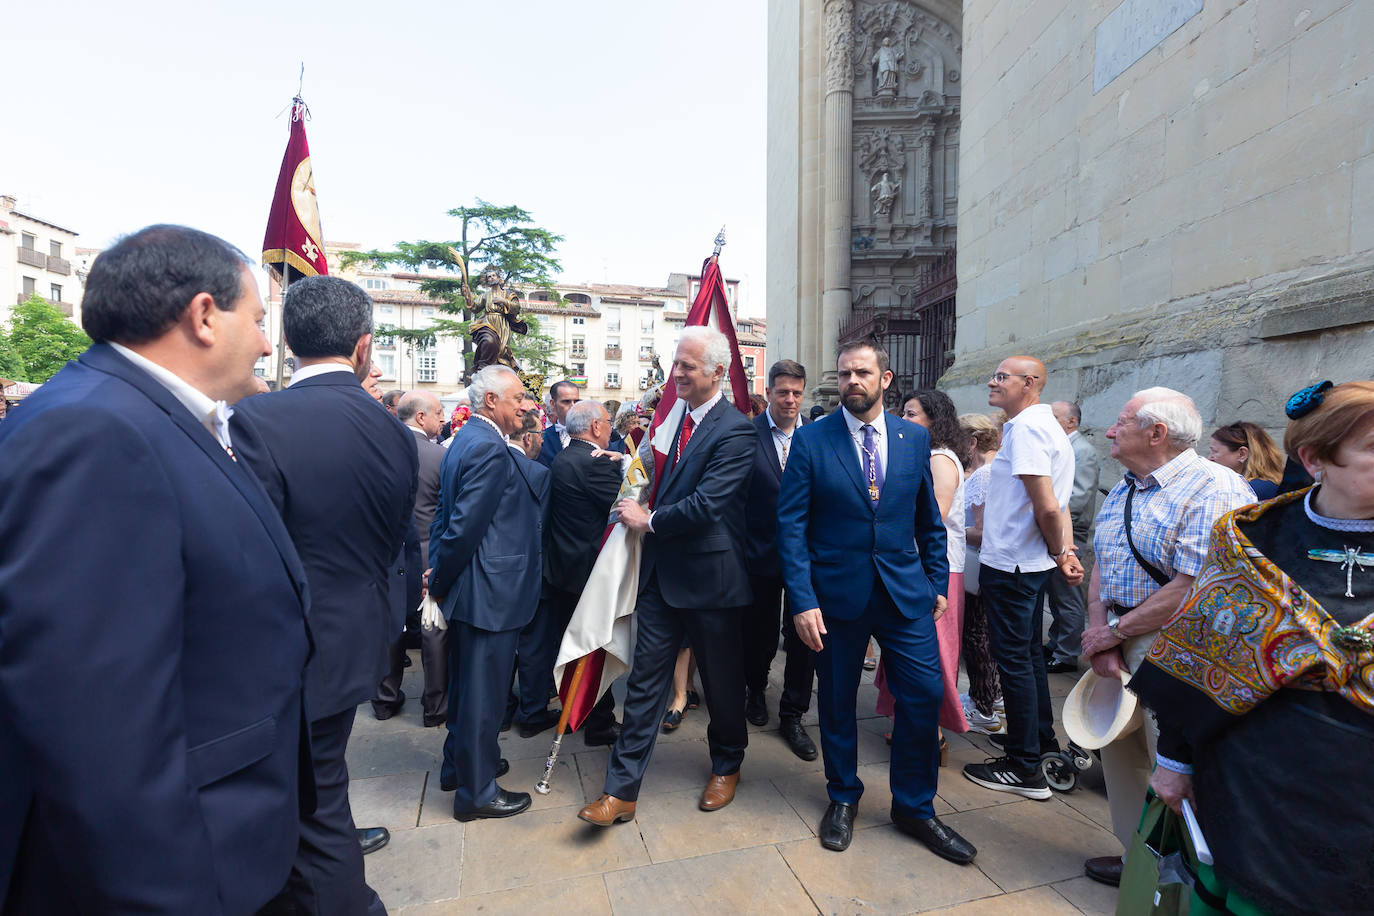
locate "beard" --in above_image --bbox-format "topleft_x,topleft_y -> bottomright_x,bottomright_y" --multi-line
842,386 -> 880,415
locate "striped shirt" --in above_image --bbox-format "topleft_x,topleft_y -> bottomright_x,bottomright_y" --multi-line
1092,449 -> 1255,610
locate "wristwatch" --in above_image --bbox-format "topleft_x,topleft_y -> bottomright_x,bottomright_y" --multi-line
1108,623 -> 1127,642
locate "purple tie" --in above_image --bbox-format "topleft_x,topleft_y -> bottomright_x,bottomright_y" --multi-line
863,423 -> 884,495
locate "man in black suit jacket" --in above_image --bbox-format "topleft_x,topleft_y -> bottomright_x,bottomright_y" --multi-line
430,365 -> 549,821
535,378 -> 580,467
232,276 -> 418,916
579,326 -> 755,826
0,225 -> 311,913
536,400 -> 624,745
374,390 -> 450,726
742,359 -> 819,761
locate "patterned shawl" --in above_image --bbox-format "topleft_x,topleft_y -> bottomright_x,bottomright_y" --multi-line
1129,488 -> 1374,741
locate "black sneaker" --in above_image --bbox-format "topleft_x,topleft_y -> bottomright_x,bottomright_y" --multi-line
962,756 -> 1053,800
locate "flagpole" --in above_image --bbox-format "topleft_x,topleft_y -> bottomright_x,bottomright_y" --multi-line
272,88 -> 303,391
534,654 -> 589,794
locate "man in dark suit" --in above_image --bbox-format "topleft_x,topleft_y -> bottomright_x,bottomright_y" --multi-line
430,365 -> 549,821
777,340 -> 976,864
0,225 -> 311,913
535,378 -> 580,467
578,325 -> 755,826
742,359 -> 818,761
537,400 -> 624,746
374,390 -> 449,726
232,276 -> 418,916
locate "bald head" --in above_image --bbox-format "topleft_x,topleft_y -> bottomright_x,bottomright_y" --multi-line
988,355 -> 1048,418
398,389 -> 444,437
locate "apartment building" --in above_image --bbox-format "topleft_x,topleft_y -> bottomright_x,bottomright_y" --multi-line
0,195 -> 83,328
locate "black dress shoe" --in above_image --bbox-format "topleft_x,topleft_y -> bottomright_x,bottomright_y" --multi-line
686,689 -> 700,709
745,689 -> 769,727
890,811 -> 977,864
422,714 -> 445,728
440,758 -> 508,792
454,787 -> 532,822
819,802 -> 856,851
779,717 -> 818,761
357,827 -> 390,855
584,721 -> 622,747
661,708 -> 684,732
517,709 -> 562,739
1045,659 -> 1078,674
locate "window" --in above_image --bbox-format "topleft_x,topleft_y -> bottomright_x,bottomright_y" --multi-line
605,371 -> 620,388
571,335 -> 586,358
604,307 -> 620,333
639,344 -> 654,361
416,350 -> 437,383
50,284 -> 62,302
376,353 -> 396,379
375,305 -> 394,317
744,356 -> 756,375
572,362 -> 586,376
49,240 -> 62,258
22,276 -> 35,295
20,233 -> 35,251
420,306 -> 436,318
572,316 -> 586,326
639,370 -> 652,390
640,312 -> 654,334
364,278 -> 389,290
375,331 -> 395,348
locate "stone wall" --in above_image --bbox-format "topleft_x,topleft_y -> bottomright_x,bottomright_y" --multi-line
949,0 -> 1374,450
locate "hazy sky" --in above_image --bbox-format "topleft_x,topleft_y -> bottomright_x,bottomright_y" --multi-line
3,0 -> 767,314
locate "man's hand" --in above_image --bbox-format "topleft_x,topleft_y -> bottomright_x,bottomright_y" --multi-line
1088,645 -> 1124,679
793,608 -> 827,652
616,497 -> 652,533
1058,551 -> 1084,586
1081,622 -> 1123,659
589,448 -> 625,462
932,594 -> 948,622
1150,768 -> 1194,816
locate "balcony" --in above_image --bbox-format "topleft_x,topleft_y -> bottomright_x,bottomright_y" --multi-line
17,248 -> 45,269
605,346 -> 621,359
17,292 -> 72,316
570,348 -> 587,359
638,348 -> 654,361
46,256 -> 71,276
605,378 -> 621,389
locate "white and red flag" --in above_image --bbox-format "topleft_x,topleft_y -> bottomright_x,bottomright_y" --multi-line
553,249 -> 751,732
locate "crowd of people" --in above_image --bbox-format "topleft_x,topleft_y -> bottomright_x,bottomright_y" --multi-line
0,223 -> 1367,915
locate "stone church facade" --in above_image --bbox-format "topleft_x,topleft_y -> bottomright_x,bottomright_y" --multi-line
767,0 -> 963,404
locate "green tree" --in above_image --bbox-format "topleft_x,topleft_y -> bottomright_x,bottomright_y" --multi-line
341,200 -> 568,381
1,295 -> 89,383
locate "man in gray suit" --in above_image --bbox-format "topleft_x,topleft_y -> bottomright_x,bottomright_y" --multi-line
374,390 -> 450,725
1044,401 -> 1100,672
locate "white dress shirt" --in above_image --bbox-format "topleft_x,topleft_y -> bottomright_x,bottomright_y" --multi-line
108,341 -> 233,453
289,363 -> 356,384
840,406 -> 888,482
765,407 -> 799,469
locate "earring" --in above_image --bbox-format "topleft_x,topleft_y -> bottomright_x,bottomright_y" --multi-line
1313,468 -> 1323,483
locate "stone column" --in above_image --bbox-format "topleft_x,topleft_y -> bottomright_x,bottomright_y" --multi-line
820,0 -> 854,400
917,125 -> 936,220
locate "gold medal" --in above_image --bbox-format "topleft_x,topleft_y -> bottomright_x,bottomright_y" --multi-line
869,484 -> 880,502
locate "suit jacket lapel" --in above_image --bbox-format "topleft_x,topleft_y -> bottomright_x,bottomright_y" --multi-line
755,414 -> 783,481
825,413 -> 870,505
876,415 -> 905,512
661,399 -> 725,496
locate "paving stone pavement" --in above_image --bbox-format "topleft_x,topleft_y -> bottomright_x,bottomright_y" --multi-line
350,650 -> 1123,915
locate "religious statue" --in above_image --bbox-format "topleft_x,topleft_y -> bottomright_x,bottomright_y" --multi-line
463,264 -> 529,375
649,352 -> 665,385
871,171 -> 900,217
872,37 -> 902,96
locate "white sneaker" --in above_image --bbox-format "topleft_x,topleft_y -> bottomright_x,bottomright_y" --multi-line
966,708 -> 1005,735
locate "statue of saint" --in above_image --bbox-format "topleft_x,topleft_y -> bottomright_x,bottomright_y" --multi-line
873,37 -> 902,95
650,352 -> 665,385
465,265 -> 528,374
871,171 -> 901,217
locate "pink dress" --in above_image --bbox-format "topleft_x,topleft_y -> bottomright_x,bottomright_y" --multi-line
876,448 -> 969,732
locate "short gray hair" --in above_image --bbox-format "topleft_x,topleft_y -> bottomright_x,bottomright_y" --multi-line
397,390 -> 440,423
1133,387 -> 1202,448
468,365 -> 520,410
564,400 -> 605,436
678,325 -> 732,375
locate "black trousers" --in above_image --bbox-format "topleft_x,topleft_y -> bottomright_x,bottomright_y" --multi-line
442,620 -> 520,815
374,624 -> 449,726
286,708 -> 385,916
742,573 -> 815,720
604,573 -> 747,801
981,565 -> 1057,771
513,584 -> 568,723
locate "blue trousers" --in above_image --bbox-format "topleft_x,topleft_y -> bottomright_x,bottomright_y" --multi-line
441,620 -> 521,815
814,580 -> 943,818
980,565 -> 1057,771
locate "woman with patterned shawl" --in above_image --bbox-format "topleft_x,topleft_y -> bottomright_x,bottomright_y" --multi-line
1129,381 -> 1374,916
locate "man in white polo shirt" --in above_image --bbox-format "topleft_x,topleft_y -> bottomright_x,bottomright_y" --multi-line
963,355 -> 1082,799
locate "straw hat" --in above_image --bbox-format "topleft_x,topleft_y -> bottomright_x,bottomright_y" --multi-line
1062,669 -> 1143,750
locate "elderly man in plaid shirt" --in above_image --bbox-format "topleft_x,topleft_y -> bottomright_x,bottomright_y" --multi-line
1079,387 -> 1255,887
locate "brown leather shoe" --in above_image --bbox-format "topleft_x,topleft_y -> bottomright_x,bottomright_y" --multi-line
1084,855 -> 1123,886
578,794 -> 635,826
699,772 -> 739,811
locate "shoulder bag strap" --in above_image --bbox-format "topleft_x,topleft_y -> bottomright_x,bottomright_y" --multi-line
1125,484 -> 1172,588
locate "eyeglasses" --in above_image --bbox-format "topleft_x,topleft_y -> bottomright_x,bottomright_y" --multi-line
990,372 -> 1037,383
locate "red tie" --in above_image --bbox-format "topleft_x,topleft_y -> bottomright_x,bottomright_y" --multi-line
675,413 -> 695,464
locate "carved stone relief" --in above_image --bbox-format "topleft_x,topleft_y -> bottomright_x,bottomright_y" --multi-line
824,0 -> 855,94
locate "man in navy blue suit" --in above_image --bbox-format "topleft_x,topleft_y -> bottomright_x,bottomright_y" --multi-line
232,276 -> 417,916
430,365 -> 549,821
535,378 -> 581,467
777,340 -> 976,863
0,225 -> 312,913
578,326 -> 756,827
742,359 -> 818,761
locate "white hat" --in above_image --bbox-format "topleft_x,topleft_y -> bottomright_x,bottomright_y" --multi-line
1062,669 -> 1143,750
